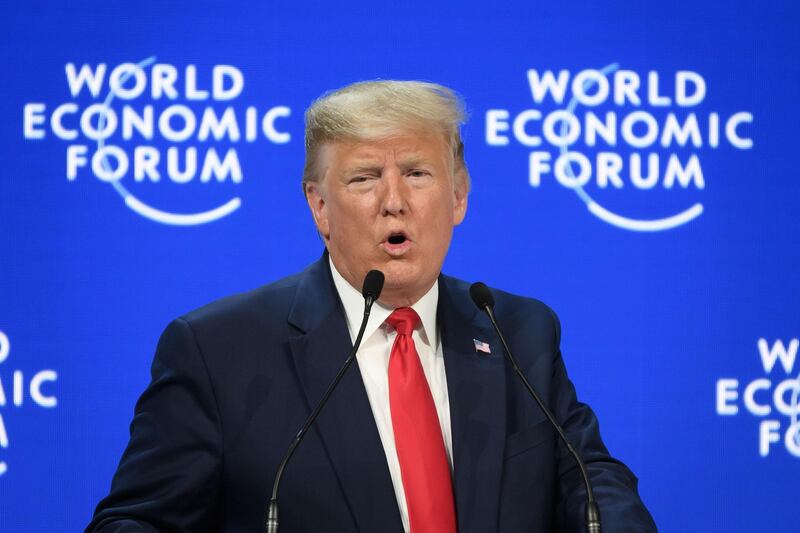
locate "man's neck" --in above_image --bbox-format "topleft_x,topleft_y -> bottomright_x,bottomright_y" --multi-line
328,256 -> 439,348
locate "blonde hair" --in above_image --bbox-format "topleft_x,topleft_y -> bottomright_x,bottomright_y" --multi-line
302,80 -> 470,191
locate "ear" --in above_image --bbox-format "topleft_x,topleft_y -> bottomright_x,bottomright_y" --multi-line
452,168 -> 468,226
305,181 -> 330,239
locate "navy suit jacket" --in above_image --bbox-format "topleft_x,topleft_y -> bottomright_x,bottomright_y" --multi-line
88,256 -> 657,532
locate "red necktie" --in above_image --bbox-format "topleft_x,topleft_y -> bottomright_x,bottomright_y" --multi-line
387,308 -> 457,533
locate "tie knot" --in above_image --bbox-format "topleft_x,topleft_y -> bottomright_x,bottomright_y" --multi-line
386,307 -> 420,336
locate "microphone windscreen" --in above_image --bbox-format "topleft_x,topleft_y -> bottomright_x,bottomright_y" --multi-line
469,282 -> 495,310
362,270 -> 385,301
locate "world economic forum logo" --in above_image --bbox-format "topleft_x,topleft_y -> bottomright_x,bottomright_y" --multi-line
22,57 -> 292,226
485,64 -> 754,232
716,338 -> 800,457
0,329 -> 58,477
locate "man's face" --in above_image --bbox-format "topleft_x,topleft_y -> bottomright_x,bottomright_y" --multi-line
305,131 -> 468,307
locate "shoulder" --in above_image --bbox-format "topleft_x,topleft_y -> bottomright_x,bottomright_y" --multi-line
177,267 -> 306,335
440,273 -> 561,346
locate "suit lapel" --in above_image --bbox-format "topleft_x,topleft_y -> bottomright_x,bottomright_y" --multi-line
439,276 -> 507,533
287,257 -> 404,533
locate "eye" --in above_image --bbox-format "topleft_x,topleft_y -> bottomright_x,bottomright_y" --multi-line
346,175 -> 378,190
348,175 -> 376,185
407,169 -> 430,178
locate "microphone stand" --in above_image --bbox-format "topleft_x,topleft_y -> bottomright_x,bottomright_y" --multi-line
265,272 -> 383,533
471,282 -> 601,533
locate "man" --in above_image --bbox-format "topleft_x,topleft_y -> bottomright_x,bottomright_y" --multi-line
87,81 -> 657,532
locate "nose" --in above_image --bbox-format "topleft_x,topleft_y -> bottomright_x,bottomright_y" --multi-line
380,169 -> 408,216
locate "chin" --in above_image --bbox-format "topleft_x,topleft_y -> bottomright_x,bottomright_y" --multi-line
380,262 -> 435,294
379,261 -> 413,283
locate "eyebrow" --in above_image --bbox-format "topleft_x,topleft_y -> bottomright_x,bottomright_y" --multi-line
397,156 -> 429,168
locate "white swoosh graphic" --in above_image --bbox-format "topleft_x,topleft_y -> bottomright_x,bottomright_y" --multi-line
559,62 -> 704,232
125,196 -> 241,226
586,201 -> 704,232
98,56 -> 241,226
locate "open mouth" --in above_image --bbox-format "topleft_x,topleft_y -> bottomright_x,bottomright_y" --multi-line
387,233 -> 407,245
382,232 -> 412,255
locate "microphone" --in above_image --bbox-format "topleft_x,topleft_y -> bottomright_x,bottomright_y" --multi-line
362,269 -> 384,309
469,282 -> 601,533
265,269 -> 385,533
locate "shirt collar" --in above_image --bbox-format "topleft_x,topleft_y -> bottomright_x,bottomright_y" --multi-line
329,256 -> 439,348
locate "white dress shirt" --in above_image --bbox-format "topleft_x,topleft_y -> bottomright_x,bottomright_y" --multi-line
329,258 -> 453,533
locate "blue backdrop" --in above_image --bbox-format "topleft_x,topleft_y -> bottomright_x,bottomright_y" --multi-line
1,1 -> 798,531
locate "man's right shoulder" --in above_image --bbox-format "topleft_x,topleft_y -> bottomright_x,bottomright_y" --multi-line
176,267 -> 307,334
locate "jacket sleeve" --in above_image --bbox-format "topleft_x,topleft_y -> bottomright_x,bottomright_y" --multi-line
547,310 -> 658,533
86,318 -> 223,532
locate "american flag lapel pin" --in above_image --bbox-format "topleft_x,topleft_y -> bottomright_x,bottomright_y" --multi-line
473,338 -> 491,355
